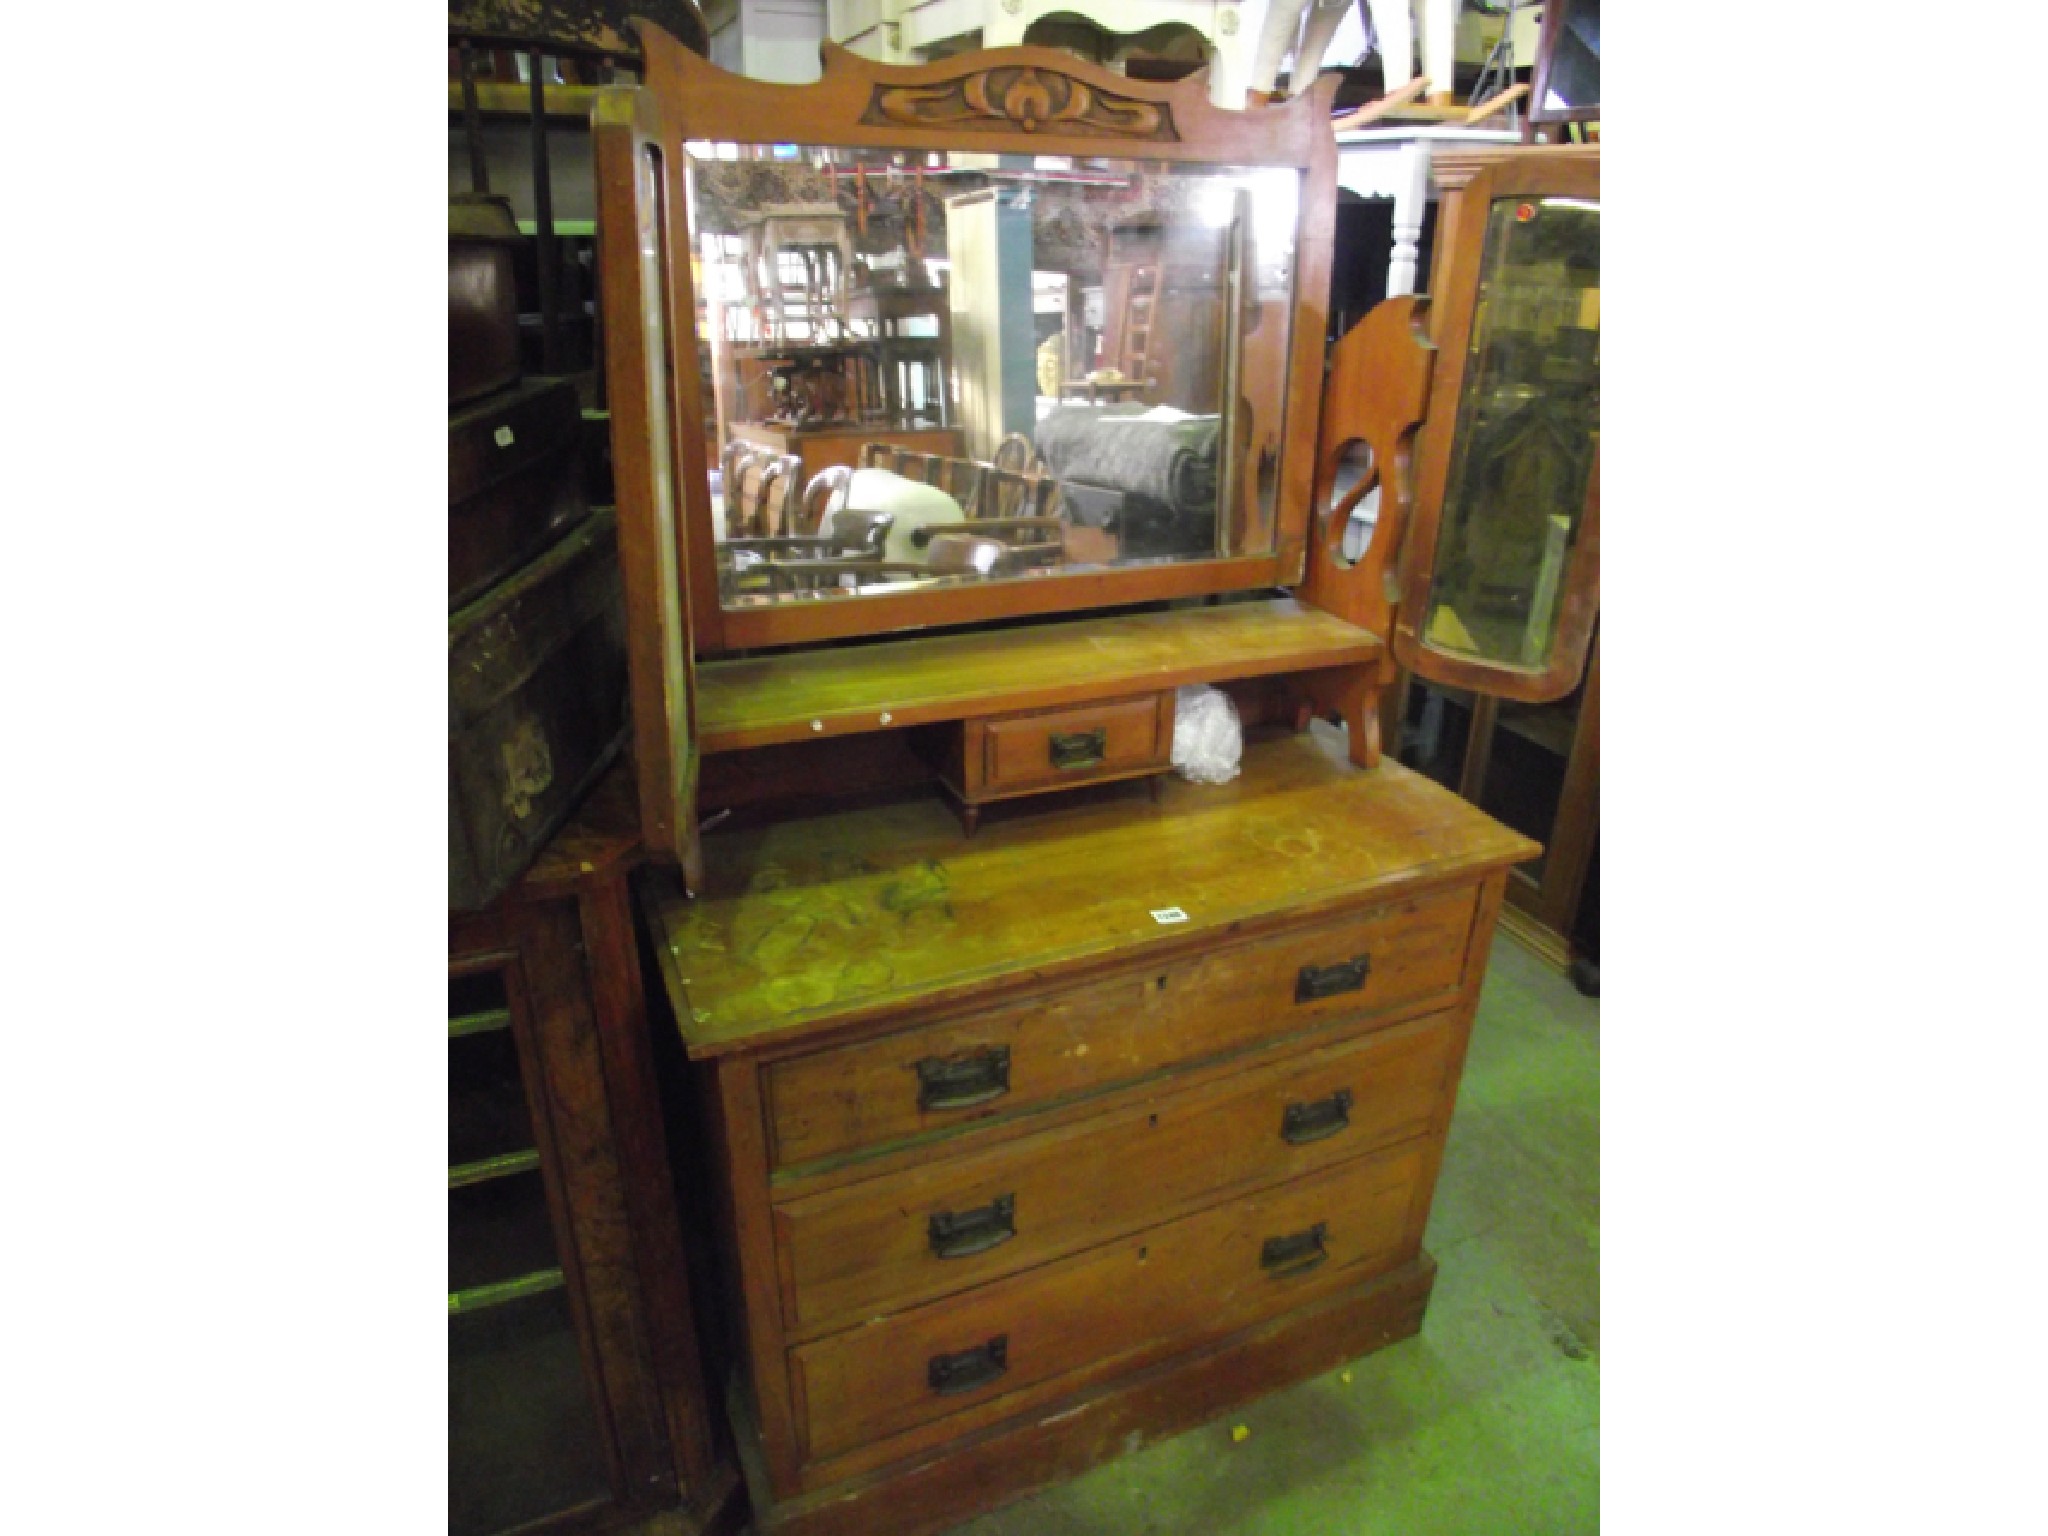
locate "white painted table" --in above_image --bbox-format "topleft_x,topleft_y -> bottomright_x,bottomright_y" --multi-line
1334,124 -> 1517,297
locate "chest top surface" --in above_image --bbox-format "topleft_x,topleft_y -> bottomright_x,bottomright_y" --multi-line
643,728 -> 1537,1056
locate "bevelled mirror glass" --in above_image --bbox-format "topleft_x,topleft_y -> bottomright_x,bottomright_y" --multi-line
683,141 -> 1303,610
1420,193 -> 1598,671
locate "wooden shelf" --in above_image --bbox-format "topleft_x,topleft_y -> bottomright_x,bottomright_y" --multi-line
448,81 -> 602,121
695,598 -> 1382,754
449,1007 -> 512,1039
449,1149 -> 543,1190
449,1268 -> 566,1316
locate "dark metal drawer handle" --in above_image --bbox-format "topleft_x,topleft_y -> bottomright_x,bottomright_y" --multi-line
928,1193 -> 1017,1260
1260,1222 -> 1329,1279
928,1333 -> 1009,1396
1281,1088 -> 1353,1145
1296,954 -> 1370,1002
1048,728 -> 1107,770
916,1045 -> 1011,1112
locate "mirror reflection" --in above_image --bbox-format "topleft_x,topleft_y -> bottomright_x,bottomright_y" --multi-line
684,141 -> 1301,608
1424,194 -> 1599,670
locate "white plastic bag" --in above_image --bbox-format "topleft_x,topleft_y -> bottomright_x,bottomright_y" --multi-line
1171,684 -> 1242,784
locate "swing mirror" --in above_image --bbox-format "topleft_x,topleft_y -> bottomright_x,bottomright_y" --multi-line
1395,153 -> 1599,703
618,27 -> 1336,652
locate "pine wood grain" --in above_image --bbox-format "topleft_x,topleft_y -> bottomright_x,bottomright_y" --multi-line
643,729 -> 1537,1056
735,1256 -> 1435,1536
790,1138 -> 1425,1464
694,599 -> 1379,753
761,885 -> 1475,1172
771,1013 -> 1456,1340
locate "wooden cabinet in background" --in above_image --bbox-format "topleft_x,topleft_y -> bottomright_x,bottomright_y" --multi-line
1391,630 -> 1598,973
449,771 -> 744,1536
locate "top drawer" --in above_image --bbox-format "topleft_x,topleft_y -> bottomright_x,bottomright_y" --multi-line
763,883 -> 1478,1172
975,694 -> 1170,794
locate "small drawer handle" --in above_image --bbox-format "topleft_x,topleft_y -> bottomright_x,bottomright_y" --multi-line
1048,728 -> 1107,771
928,1333 -> 1009,1396
928,1193 -> 1017,1260
1295,954 -> 1370,1002
916,1045 -> 1011,1112
1281,1088 -> 1354,1145
1260,1222 -> 1329,1279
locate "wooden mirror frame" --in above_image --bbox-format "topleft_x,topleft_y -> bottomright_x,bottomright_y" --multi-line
594,84 -> 704,880
1526,0 -> 1601,132
1393,150 -> 1600,704
620,24 -> 1337,655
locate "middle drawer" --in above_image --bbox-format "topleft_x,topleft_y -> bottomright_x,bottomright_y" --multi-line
770,1010 -> 1457,1339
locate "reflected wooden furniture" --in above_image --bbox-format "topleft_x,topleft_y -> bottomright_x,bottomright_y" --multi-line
923,530 -> 1063,582
1059,375 -> 1152,405
796,464 -> 851,535
737,203 -> 854,343
718,509 -> 899,598
723,448 -> 801,538
730,341 -> 882,430
848,278 -> 954,427
1098,214 -> 1233,414
857,442 -> 1059,542
733,421 -> 963,488
449,770 -> 742,1536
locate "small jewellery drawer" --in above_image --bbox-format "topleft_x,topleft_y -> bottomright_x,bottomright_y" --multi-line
790,1137 -> 1427,1463
772,1013 -> 1457,1337
974,693 -> 1170,794
763,885 -> 1478,1171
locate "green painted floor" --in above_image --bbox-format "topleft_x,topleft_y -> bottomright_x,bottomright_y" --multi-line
937,936 -> 1602,1536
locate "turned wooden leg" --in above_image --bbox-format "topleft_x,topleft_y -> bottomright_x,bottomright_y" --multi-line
960,804 -> 980,837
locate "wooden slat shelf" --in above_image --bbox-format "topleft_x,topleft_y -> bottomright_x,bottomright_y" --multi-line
449,1007 -> 513,1039
447,81 -> 603,121
695,598 -> 1381,754
449,1267 -> 566,1316
449,1149 -> 542,1189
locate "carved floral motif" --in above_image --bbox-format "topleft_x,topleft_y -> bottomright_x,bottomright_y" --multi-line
863,65 -> 1176,141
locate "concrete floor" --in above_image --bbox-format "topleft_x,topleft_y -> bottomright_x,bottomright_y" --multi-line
937,935 -> 1602,1536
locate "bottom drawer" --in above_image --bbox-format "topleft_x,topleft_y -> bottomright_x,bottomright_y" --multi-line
791,1137 -> 1426,1464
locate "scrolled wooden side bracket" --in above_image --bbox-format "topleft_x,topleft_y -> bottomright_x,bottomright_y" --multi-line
1297,294 -> 1437,680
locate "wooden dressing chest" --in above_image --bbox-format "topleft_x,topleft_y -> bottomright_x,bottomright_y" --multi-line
639,728 -> 1534,1534
584,31 -> 1597,1534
